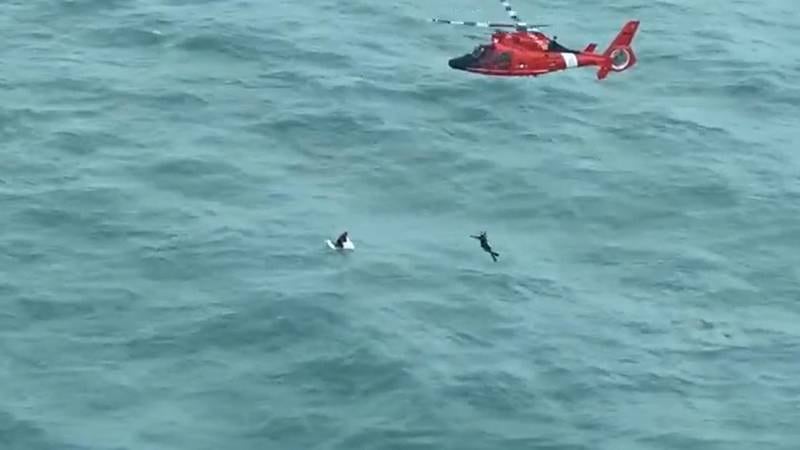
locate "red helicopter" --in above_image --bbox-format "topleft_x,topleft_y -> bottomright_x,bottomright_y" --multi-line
432,0 -> 639,80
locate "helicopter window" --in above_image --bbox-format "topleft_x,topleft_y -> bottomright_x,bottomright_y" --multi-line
495,52 -> 511,68
471,45 -> 488,58
548,39 -> 577,53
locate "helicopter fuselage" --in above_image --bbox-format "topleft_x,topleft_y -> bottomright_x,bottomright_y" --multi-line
447,30 -> 609,77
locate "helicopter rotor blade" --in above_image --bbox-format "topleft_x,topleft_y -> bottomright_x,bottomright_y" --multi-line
496,0 -> 546,32
498,0 -> 522,23
431,18 -> 547,30
517,23 -> 545,32
431,19 -> 515,28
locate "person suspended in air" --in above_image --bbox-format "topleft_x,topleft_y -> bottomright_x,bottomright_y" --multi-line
470,231 -> 499,262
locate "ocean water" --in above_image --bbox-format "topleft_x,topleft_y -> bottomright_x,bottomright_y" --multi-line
1,0 -> 799,449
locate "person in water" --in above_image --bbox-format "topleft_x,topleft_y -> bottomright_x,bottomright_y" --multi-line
334,231 -> 348,249
470,231 -> 499,262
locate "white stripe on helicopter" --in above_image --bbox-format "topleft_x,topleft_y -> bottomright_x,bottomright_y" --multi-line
561,53 -> 578,68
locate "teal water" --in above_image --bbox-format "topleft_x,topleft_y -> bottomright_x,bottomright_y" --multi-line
2,0 -> 799,449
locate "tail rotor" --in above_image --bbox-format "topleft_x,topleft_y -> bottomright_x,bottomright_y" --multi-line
597,20 -> 640,80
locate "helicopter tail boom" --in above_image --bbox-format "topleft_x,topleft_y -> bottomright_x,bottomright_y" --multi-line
597,20 -> 639,80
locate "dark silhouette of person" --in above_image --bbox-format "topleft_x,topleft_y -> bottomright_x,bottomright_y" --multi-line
470,231 -> 499,262
334,231 -> 348,249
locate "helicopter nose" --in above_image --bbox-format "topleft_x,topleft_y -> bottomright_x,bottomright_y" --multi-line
448,55 -> 473,71
448,58 -> 464,70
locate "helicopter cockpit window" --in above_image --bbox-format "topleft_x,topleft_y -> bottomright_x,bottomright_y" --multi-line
471,45 -> 489,58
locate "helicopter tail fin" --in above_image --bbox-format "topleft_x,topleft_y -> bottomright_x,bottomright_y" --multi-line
597,20 -> 639,80
583,43 -> 597,53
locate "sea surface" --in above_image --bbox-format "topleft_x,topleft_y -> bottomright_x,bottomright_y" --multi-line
1,0 -> 799,449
